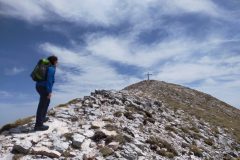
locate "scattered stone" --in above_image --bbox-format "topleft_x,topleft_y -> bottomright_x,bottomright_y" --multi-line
81,139 -> 92,151
53,139 -> 69,153
12,140 -> 32,154
91,120 -> 106,129
108,141 -> 119,150
31,146 -> 61,158
83,130 -> 95,138
0,88 -> 239,160
100,129 -> 117,136
72,134 -> 85,148
83,152 -> 96,160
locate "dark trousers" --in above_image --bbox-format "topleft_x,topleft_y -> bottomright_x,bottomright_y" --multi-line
35,85 -> 50,126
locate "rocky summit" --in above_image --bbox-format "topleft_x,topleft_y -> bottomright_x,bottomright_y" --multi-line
0,80 -> 239,160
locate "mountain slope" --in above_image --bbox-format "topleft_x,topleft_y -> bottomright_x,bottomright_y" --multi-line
0,81 -> 239,159
124,80 -> 240,143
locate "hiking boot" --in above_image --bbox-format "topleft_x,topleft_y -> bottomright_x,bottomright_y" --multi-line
43,117 -> 49,122
34,125 -> 49,131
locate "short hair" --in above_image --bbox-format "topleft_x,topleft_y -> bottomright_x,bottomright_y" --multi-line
47,55 -> 58,65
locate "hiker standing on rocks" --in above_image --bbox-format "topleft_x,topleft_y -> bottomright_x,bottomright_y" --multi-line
32,55 -> 58,131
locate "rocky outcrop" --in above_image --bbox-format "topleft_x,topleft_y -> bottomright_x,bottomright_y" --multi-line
0,85 -> 239,159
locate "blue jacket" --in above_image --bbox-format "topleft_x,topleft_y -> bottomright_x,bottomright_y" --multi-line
36,66 -> 55,93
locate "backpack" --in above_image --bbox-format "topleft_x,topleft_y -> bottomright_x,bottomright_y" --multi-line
30,59 -> 51,82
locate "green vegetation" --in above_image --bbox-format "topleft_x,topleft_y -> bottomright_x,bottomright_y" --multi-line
212,127 -> 220,137
165,125 -> 177,134
105,132 -> 132,145
62,132 -> 74,141
190,145 -> 203,157
190,126 -> 200,133
67,98 -> 81,104
204,138 -> 214,146
165,97 -> 240,143
190,132 -> 203,140
146,136 -> 178,157
100,146 -> 113,157
102,118 -> 114,123
12,154 -> 24,160
125,105 -> 137,112
180,127 -> 190,134
157,149 -> 175,158
55,98 -> 81,109
104,124 -> 118,131
0,116 -> 34,133
125,80 -> 240,143
56,103 -> 68,108
114,111 -> 122,117
124,111 -> 135,120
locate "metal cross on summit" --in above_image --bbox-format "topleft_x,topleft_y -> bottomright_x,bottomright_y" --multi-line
146,72 -> 152,81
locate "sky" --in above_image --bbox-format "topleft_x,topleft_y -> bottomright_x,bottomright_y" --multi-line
0,0 -> 240,127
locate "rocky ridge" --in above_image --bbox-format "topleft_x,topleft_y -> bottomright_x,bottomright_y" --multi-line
124,80 -> 240,144
0,86 -> 239,159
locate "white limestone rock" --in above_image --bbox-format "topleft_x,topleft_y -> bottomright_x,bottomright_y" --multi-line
108,141 -> 120,150
31,146 -> 61,158
91,120 -> 106,129
12,140 -> 32,154
53,139 -> 69,153
100,129 -> 117,136
83,130 -> 95,138
81,139 -> 92,151
72,133 -> 85,148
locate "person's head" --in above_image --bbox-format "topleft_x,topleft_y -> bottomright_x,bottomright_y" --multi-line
47,55 -> 58,66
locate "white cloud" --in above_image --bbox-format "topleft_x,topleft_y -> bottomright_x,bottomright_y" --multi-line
0,0 -> 46,22
154,62 -> 238,83
38,28 -> 240,108
1,0 -> 239,109
4,67 -> 25,76
0,0 -> 227,25
40,43 -> 141,106
86,35 -> 201,68
161,0 -> 223,17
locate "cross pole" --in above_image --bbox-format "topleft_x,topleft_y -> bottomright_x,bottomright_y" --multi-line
146,72 -> 152,81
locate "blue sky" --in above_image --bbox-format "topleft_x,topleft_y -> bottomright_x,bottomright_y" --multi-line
0,0 -> 240,127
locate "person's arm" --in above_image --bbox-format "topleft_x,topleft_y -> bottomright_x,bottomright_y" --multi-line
46,67 -> 55,95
